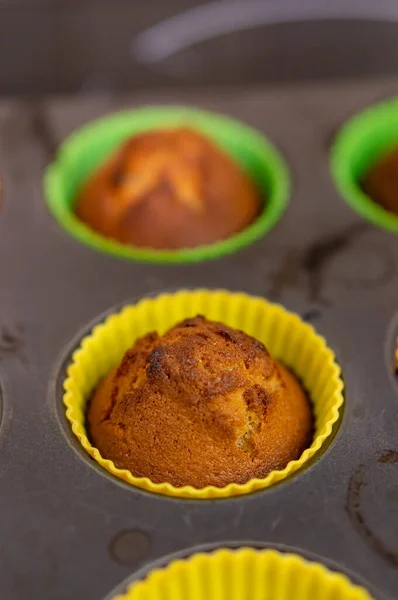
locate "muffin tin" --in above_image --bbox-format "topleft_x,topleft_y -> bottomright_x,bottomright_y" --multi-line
0,75 -> 398,600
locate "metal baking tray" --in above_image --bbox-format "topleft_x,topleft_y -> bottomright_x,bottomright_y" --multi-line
0,75 -> 397,600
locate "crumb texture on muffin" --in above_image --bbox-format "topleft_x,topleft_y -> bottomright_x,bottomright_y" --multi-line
88,316 -> 312,488
362,147 -> 398,215
75,127 -> 261,250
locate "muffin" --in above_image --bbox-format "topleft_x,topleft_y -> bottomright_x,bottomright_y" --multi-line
361,147 -> 398,215
87,315 -> 312,488
395,338 -> 398,374
75,127 -> 261,250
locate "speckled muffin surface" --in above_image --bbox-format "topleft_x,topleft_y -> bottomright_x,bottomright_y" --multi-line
88,316 -> 312,488
75,127 -> 261,250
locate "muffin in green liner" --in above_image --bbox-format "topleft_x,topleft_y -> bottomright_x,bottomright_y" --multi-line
44,106 -> 290,263
331,97 -> 398,233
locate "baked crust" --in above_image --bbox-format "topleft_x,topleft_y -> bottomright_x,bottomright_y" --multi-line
362,148 -> 398,215
76,127 -> 261,249
88,316 -> 312,488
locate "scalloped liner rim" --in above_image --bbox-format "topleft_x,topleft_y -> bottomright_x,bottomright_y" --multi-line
63,290 -> 344,499
114,548 -> 373,600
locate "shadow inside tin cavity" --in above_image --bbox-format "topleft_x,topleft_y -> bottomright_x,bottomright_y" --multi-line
346,450 -> 398,569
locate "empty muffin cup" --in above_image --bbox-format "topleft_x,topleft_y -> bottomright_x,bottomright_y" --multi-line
63,289 -> 344,499
331,97 -> 398,233
111,548 -> 372,600
44,106 -> 289,263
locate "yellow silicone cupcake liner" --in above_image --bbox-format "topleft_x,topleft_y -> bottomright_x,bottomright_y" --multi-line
63,290 -> 344,499
112,548 -> 373,600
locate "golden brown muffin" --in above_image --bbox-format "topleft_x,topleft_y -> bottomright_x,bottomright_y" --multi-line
362,148 -> 398,215
395,338 -> 398,374
88,316 -> 312,488
75,127 -> 261,249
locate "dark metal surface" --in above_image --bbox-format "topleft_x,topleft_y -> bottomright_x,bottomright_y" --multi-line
2,2 -> 398,94
0,76 -> 398,600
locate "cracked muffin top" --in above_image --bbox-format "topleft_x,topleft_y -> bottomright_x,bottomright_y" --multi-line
362,147 -> 398,216
75,127 -> 261,250
87,316 -> 312,488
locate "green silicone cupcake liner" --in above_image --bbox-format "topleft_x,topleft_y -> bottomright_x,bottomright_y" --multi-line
44,106 -> 290,263
331,97 -> 398,234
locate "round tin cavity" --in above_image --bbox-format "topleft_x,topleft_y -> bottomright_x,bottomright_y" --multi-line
56,289 -> 344,499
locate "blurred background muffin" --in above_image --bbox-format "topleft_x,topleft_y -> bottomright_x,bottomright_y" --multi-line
362,148 -> 398,216
75,127 -> 261,250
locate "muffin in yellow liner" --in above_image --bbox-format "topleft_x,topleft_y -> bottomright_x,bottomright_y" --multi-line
112,548 -> 373,600
63,289 -> 344,499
